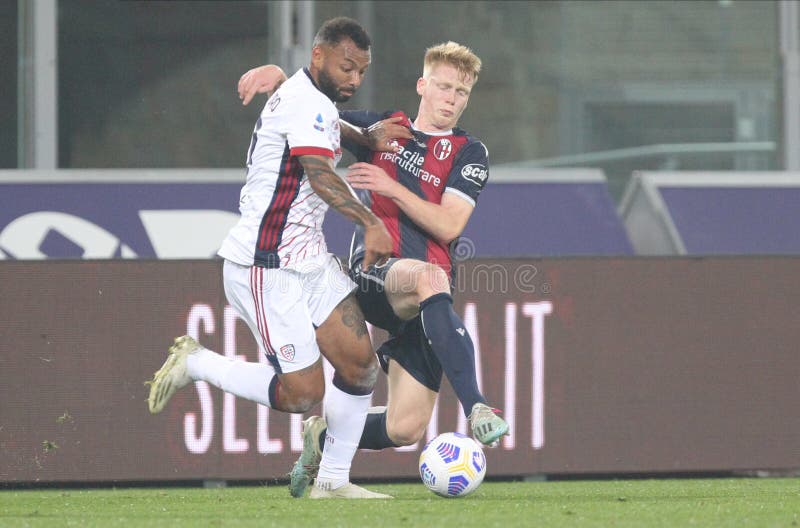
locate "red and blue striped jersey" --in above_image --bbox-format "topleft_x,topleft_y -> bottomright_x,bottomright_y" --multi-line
219,69 -> 343,268
341,110 -> 489,277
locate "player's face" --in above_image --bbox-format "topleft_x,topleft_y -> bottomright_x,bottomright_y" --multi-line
416,63 -> 474,131
315,38 -> 371,103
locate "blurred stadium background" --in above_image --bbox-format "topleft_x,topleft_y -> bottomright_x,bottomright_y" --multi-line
1,0 -> 799,487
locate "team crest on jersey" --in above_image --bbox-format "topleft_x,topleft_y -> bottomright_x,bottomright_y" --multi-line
433,138 -> 452,160
279,344 -> 296,361
313,113 -> 325,132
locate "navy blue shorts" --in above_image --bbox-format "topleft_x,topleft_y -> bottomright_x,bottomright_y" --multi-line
350,259 -> 443,392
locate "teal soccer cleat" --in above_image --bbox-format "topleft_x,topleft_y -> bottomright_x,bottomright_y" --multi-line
469,403 -> 509,446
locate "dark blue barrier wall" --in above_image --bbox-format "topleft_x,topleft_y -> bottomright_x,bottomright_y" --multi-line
0,182 -> 240,258
0,170 -> 632,259
325,181 -> 633,257
661,187 -> 800,254
620,172 -> 800,255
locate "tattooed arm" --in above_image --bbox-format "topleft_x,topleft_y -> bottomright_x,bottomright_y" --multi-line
340,117 -> 413,152
298,154 -> 392,270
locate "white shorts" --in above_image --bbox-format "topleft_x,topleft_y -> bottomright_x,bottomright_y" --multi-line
223,253 -> 356,374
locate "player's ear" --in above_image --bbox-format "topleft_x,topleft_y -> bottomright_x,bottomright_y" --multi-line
416,77 -> 426,96
311,45 -> 325,69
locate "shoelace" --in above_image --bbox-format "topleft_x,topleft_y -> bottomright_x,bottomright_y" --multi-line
468,406 -> 503,421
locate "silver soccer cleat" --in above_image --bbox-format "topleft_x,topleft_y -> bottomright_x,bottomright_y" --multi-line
146,335 -> 201,414
288,415 -> 327,498
309,482 -> 393,499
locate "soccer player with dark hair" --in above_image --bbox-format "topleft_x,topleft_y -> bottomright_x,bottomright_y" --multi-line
147,17 -> 395,499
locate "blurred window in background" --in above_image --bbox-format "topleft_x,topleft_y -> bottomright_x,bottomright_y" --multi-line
48,0 -> 780,196
0,1 -> 17,168
318,0 -> 778,202
58,0 -> 271,168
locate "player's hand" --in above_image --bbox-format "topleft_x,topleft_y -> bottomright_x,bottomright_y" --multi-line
361,221 -> 393,271
347,162 -> 401,199
364,117 -> 414,152
238,65 -> 288,106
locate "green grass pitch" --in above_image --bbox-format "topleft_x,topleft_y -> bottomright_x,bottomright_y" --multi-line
1,478 -> 798,527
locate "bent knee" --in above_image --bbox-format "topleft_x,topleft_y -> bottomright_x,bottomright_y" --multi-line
335,357 -> 379,394
387,417 -> 427,446
279,383 -> 324,413
417,263 -> 450,299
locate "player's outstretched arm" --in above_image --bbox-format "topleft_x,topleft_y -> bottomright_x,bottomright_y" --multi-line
238,65 -> 288,105
299,154 -> 392,269
347,162 -> 474,244
340,117 -> 413,153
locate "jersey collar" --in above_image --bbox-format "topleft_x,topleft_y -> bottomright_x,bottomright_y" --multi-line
410,121 -> 453,136
303,67 -> 329,98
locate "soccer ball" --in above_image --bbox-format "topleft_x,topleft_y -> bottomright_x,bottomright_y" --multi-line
418,432 -> 487,498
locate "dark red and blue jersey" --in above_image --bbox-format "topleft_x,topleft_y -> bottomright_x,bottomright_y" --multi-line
341,110 -> 489,278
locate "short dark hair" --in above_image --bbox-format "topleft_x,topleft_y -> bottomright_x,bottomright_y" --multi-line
313,17 -> 371,50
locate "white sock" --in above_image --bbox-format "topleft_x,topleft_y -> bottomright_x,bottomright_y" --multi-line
315,383 -> 372,489
186,347 -> 275,407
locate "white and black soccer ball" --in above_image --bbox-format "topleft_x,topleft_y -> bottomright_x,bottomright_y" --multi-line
418,432 -> 487,498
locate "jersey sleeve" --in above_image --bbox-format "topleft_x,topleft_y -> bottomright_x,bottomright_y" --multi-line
339,110 -> 386,129
285,94 -> 339,158
445,140 -> 489,207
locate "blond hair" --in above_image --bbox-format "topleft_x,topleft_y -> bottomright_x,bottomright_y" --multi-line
422,41 -> 482,83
